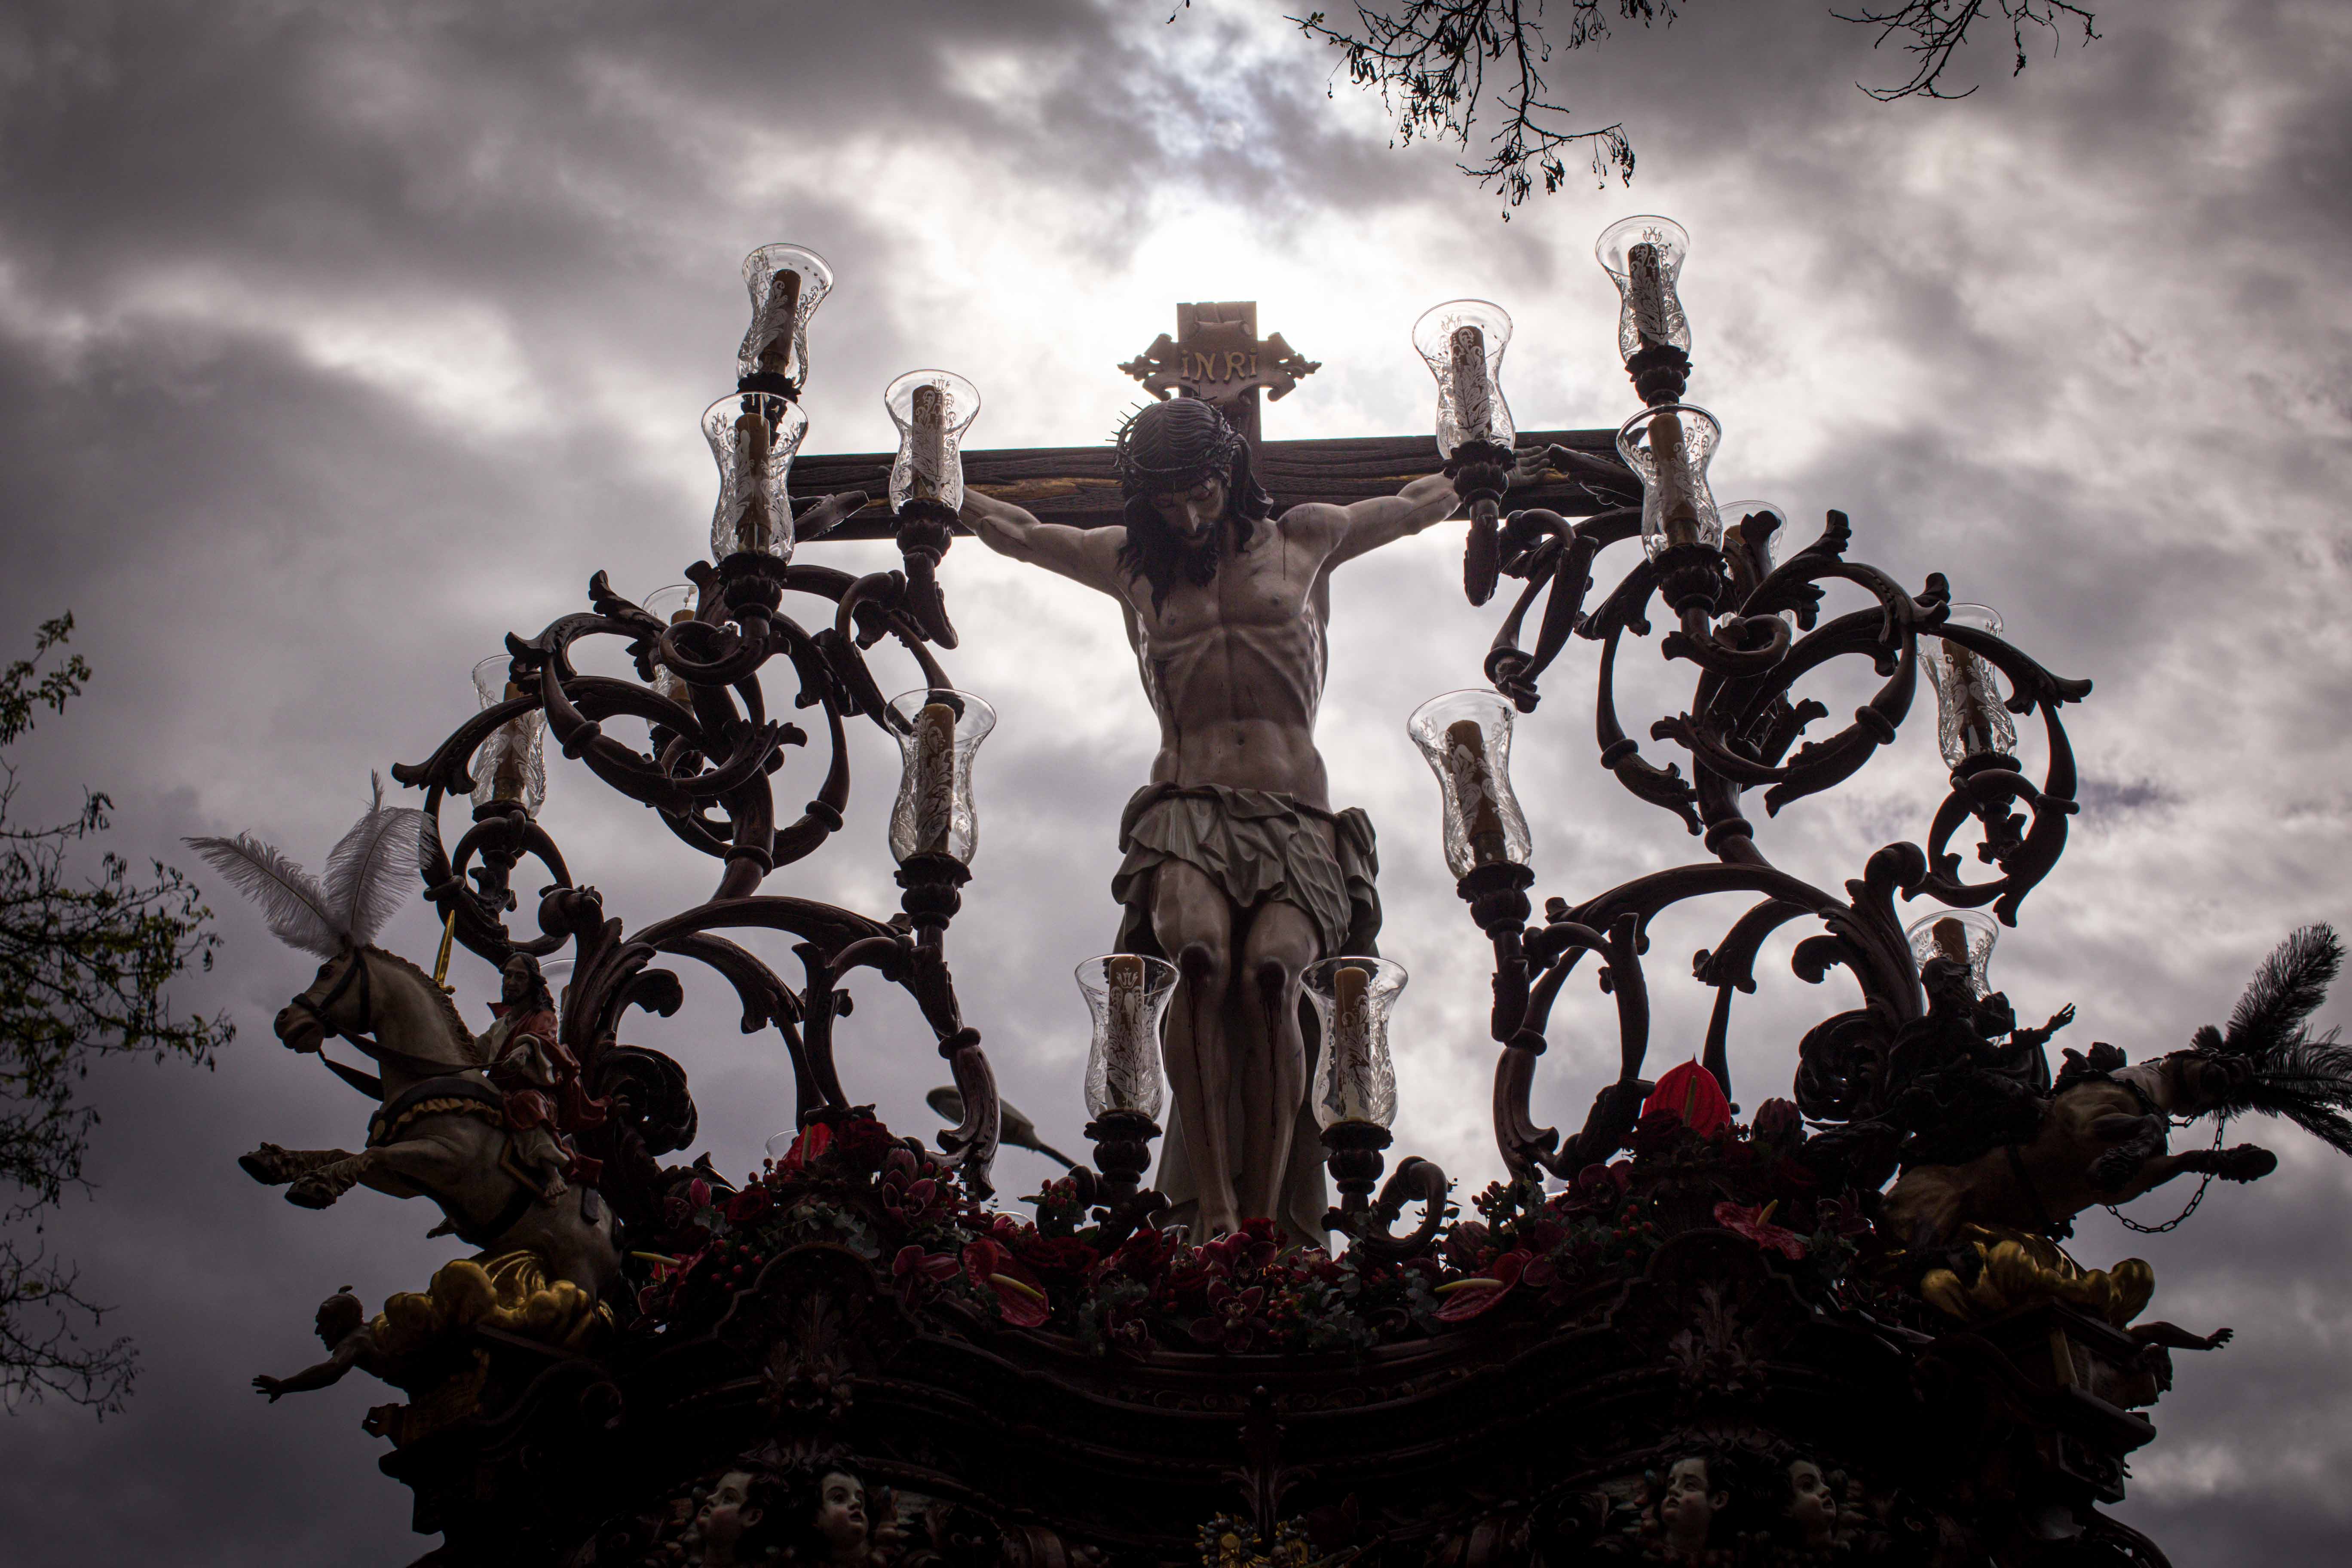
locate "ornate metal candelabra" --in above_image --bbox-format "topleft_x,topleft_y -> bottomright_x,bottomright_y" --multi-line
218,221 -> 2350,1568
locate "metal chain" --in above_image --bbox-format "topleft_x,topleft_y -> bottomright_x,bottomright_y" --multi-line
2108,1118 -> 2226,1235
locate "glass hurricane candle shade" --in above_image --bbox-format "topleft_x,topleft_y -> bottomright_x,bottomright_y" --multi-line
1617,404 -> 1724,560
1907,907 -> 2000,998
1410,300 -> 1516,458
885,370 -> 981,513
1407,690 -> 1534,880
885,689 -> 995,865
640,585 -> 696,706
1305,956 -> 1407,1129
1927,603 -> 2018,768
1596,215 -> 1693,364
1078,953 -> 1179,1120
735,243 -> 834,390
703,392 -> 807,561
471,655 -> 548,815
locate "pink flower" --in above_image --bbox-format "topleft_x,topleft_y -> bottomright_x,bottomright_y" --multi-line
686,1177 -> 712,1211
1714,1200 -> 1808,1259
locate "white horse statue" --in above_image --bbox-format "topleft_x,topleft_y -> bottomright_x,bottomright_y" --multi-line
189,780 -> 620,1302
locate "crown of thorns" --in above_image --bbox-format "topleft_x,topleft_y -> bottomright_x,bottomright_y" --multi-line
1114,398 -> 1242,496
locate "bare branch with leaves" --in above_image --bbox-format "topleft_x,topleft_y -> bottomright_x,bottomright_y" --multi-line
1203,0 -> 2100,208
1834,0 -> 2100,101
0,615 -> 233,1413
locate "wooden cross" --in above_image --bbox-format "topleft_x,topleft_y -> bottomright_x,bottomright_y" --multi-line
793,302 -> 1627,541
1116,301 -> 1321,447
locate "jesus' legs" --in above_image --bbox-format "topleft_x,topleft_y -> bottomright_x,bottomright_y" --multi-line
1240,899 -> 1318,1226
1152,859 -> 1241,1234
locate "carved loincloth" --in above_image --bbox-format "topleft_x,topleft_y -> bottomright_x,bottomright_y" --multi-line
1110,783 -> 1380,961
1109,783 -> 1383,1245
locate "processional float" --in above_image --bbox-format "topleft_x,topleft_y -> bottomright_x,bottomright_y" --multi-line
205,224 -> 2352,1568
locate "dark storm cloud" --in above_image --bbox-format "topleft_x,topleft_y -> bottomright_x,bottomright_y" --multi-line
0,0 -> 2348,1562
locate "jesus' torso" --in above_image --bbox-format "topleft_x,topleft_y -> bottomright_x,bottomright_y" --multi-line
1115,508 -> 1337,811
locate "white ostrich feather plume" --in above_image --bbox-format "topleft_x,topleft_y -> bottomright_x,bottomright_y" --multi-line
183,833 -> 345,959
321,773 -> 426,949
186,773 -> 426,958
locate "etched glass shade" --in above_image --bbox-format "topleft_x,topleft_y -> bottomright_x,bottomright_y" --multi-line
1927,603 -> 2018,768
1407,690 -> 1533,880
1410,299 -> 1516,458
471,655 -> 547,815
1077,953 -> 1179,1120
735,243 -> 833,390
1616,404 -> 1723,560
703,392 -> 807,561
1305,956 -> 1407,1129
1907,907 -> 2000,997
885,689 -> 995,865
1596,215 -> 1692,364
885,370 -> 981,512
640,584 -> 696,707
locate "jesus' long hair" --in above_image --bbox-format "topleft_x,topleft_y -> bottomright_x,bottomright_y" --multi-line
1113,398 -> 1274,612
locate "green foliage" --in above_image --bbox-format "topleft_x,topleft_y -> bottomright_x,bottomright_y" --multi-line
0,615 -> 234,1414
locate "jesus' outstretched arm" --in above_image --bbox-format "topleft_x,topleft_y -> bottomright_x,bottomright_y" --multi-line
1312,443 -> 1558,567
960,489 -> 1121,594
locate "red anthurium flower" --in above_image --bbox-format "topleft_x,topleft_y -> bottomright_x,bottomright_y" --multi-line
1434,1249 -> 1531,1322
1714,1200 -> 1809,1259
1642,1060 -> 1733,1137
961,1239 -> 1050,1328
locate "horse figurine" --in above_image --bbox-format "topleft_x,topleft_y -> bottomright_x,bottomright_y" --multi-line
1885,924 -> 2351,1249
189,779 -> 621,1303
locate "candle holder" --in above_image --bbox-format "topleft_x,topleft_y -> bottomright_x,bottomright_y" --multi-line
1305,956 -> 1405,1130
638,584 -> 697,710
471,655 -> 548,818
885,369 -> 981,649
735,243 -> 833,398
1928,604 -> 2018,769
1413,300 -> 1517,606
703,391 -> 808,564
1407,690 -> 1534,885
1616,404 -> 1724,563
1907,906 -> 2000,999
886,688 -> 995,930
1597,215 -> 1692,405
1718,500 -> 1788,614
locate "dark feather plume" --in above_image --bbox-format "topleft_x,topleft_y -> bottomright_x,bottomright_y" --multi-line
2223,923 -> 2341,1058
2196,925 -> 2352,1155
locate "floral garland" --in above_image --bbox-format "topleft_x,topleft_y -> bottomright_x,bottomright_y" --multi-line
629,1093 -> 1892,1356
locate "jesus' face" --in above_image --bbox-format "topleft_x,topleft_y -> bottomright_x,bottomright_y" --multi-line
1150,474 -> 1227,544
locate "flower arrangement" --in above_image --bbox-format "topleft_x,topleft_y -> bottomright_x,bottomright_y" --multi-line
630,1087 -> 1886,1354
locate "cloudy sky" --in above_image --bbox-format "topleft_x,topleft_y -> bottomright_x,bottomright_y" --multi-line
2,0 -> 2348,1561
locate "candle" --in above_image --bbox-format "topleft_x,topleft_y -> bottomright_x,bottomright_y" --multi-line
1931,918 -> 1970,968
1449,324 -> 1493,444
1444,718 -> 1510,868
1330,962 -> 1373,1121
753,267 -> 802,380
653,605 -> 695,705
911,382 -> 948,500
1628,242 -> 1672,349
493,680 -> 533,802
1949,647 -> 1999,756
1648,410 -> 1700,548
1105,953 -> 1149,1106
730,408 -> 775,554
911,701 -> 958,856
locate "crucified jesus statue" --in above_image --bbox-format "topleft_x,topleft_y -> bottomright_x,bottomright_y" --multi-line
962,396 -> 1538,1241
